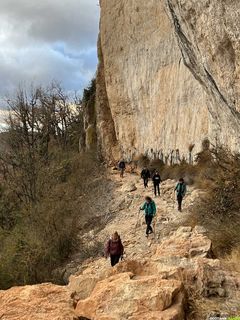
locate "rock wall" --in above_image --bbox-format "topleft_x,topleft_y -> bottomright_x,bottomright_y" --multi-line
96,0 -> 240,162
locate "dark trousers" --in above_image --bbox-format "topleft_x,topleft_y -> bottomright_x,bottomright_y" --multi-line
145,215 -> 153,235
110,254 -> 121,267
177,194 -> 183,211
143,178 -> 149,188
154,183 -> 160,196
120,168 -> 125,178
120,168 -> 124,178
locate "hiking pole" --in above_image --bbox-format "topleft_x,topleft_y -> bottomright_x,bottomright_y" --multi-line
153,217 -> 156,238
135,209 -> 141,233
173,190 -> 176,209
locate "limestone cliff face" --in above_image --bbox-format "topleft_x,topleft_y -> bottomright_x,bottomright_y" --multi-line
96,0 -> 240,162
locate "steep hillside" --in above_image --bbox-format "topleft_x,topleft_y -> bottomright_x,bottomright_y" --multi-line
1,173 -> 239,319
96,0 -> 240,162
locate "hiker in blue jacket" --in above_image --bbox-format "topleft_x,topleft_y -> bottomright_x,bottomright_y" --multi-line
175,178 -> 187,211
140,196 -> 156,236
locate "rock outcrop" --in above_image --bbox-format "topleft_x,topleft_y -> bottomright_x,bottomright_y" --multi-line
1,175 -> 240,319
72,225 -> 240,320
70,177 -> 240,319
75,273 -> 185,320
96,0 -> 240,162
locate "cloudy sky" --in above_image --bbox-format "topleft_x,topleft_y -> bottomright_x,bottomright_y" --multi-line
0,0 -> 100,103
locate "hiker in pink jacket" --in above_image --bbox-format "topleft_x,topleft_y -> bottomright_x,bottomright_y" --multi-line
105,231 -> 124,267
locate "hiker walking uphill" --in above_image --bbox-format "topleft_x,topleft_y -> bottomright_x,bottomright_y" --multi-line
105,231 -> 124,267
152,171 -> 162,196
140,196 -> 156,237
118,160 -> 126,178
141,167 -> 151,188
175,178 -> 187,211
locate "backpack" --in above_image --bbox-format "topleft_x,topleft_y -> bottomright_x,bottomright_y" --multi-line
146,201 -> 155,216
177,183 -> 186,196
141,169 -> 149,178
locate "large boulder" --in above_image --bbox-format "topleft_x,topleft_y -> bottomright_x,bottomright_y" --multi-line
0,283 -> 75,320
68,274 -> 100,300
75,272 -> 185,320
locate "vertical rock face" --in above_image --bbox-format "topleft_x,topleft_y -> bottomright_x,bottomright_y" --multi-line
96,0 -> 240,162
96,36 -> 120,162
166,0 -> 240,149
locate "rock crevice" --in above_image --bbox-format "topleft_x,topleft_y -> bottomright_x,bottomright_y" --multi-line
165,0 -> 240,148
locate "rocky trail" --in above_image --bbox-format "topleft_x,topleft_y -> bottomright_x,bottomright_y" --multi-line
0,171 -> 240,320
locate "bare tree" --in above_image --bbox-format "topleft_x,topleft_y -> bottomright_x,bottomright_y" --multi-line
0,83 -> 83,204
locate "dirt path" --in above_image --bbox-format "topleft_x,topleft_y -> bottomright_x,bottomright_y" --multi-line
81,171 -> 196,261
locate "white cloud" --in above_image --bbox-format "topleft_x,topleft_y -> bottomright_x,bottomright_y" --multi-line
0,0 -> 100,102
0,109 -> 10,130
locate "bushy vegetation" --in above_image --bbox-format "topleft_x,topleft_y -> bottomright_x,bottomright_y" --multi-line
0,81 -> 106,289
189,146 -> 240,258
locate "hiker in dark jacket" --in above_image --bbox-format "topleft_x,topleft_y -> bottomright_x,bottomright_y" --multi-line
140,196 -> 156,236
105,231 -> 124,267
152,171 -> 162,196
175,178 -> 187,212
141,167 -> 151,188
118,160 -> 126,178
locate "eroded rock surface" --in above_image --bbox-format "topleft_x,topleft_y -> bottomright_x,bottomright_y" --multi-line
75,273 -> 185,320
0,284 -> 75,320
96,0 -> 240,162
70,175 -> 240,320
72,225 -> 239,319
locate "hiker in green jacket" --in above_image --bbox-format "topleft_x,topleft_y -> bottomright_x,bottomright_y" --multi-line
175,178 -> 187,212
140,196 -> 156,236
